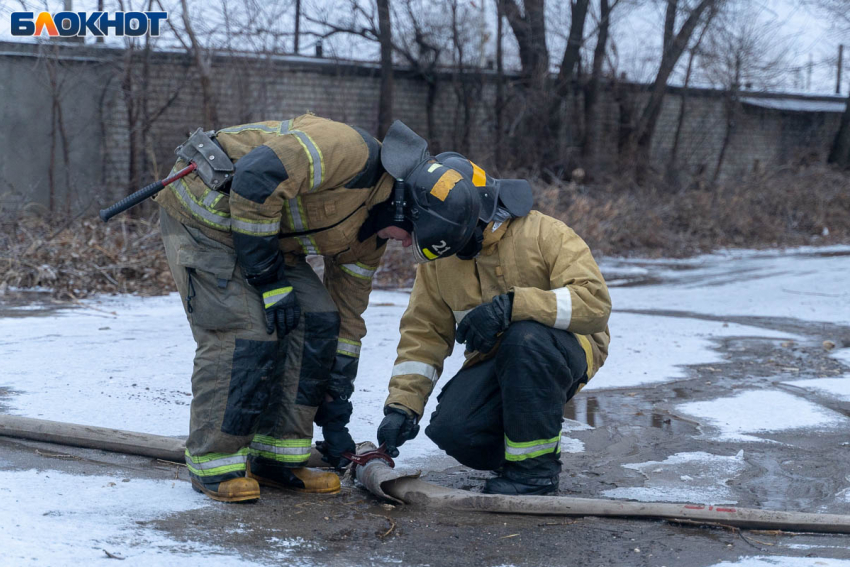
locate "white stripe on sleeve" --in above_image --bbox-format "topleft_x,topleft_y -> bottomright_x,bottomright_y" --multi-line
552,287 -> 572,330
391,361 -> 439,383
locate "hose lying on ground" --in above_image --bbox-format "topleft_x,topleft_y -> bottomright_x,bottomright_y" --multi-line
0,414 -> 326,468
353,441 -> 850,534
3,415 -> 850,534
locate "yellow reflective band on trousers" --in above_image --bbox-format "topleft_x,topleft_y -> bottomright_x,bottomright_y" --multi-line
340,262 -> 377,280
249,435 -> 312,463
504,434 -> 561,462
184,448 -> 249,477
262,286 -> 293,308
337,338 -> 361,357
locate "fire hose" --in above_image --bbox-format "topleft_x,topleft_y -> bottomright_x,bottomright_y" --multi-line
2,415 -> 850,534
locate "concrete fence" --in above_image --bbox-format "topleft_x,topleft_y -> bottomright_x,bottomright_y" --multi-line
0,40 -> 845,216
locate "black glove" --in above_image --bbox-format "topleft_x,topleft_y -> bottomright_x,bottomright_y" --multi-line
315,396 -> 356,469
248,256 -> 301,337
327,354 -> 358,400
377,406 -> 420,458
455,293 -> 513,353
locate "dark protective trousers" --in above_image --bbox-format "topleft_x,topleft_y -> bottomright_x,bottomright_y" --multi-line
426,321 -> 588,478
160,211 -> 339,485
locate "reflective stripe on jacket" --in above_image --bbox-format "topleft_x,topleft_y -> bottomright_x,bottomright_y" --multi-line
386,211 -> 612,417
155,113 -> 392,345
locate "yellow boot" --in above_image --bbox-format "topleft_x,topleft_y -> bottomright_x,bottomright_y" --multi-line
248,460 -> 341,493
191,477 -> 260,503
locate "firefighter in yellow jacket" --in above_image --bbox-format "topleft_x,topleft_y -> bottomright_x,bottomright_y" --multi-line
155,116 -> 484,502
376,150 -> 612,496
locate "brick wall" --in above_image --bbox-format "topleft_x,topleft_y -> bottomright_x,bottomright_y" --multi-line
0,40 -> 844,214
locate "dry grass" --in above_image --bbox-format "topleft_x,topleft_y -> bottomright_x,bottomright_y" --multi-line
2,164 -> 848,298
541,163 -> 850,258
0,212 -> 174,299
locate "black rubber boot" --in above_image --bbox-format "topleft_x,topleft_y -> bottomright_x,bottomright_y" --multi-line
483,468 -> 560,495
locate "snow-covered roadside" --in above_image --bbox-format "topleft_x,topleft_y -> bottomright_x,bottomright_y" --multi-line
0,469 -> 292,567
1,246 -> 849,566
601,245 -> 850,325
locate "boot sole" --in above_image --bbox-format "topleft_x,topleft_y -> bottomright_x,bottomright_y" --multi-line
248,473 -> 341,494
191,478 -> 260,503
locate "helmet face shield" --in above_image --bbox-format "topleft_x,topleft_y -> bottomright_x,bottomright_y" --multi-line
410,231 -> 434,264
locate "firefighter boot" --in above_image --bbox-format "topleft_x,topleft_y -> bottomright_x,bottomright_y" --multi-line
247,459 -> 341,493
483,467 -> 560,496
191,477 -> 261,503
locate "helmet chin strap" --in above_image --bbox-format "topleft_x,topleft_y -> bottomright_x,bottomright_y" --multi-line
491,206 -> 513,230
456,221 -> 485,260
393,179 -> 406,224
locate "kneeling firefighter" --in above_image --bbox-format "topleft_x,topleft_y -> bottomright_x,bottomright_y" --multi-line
155,116 -> 484,501
376,133 -> 613,495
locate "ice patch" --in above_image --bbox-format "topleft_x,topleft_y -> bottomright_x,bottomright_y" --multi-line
784,543 -> 850,551
604,246 -> 850,325
0,469 -> 301,566
602,451 -> 746,504
783,377 -> 850,402
562,418 -> 593,432
831,348 -> 850,368
0,291 -> 467,463
708,557 -> 850,567
587,313 -> 800,391
560,435 -> 585,454
677,390 -> 850,442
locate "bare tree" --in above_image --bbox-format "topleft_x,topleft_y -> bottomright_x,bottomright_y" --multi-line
808,0 -> 850,167
178,0 -> 220,129
376,0 -> 394,138
306,0 -> 444,140
697,3 -> 792,181
502,0 -> 549,85
582,0 -> 613,163
625,0 -> 722,177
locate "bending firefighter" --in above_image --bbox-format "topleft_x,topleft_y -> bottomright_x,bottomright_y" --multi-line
376,139 -> 612,496
155,115 -> 483,501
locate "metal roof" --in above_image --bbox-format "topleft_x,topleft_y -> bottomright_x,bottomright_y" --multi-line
741,97 -> 847,113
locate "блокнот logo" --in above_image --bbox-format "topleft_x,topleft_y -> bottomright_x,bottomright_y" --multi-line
11,11 -> 167,37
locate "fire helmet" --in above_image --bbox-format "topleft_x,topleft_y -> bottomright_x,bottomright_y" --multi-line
379,120 -> 533,262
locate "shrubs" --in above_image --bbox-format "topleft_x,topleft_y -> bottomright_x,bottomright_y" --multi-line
1,164 -> 847,297
0,214 -> 174,299
547,164 -> 850,258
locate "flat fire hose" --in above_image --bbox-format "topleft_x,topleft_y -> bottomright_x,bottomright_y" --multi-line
351,442 -> 850,534
3,415 -> 850,534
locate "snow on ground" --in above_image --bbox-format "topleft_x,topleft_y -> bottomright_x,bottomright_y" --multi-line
601,246 -> 850,325
587,312 -> 801,391
676,390 -> 850,443
708,558 -> 850,567
0,469 -> 304,567
832,348 -> 850,368
602,451 -> 746,504
2,247 -> 850,564
783,377 -> 850,402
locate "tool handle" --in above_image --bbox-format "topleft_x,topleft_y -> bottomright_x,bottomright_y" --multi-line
99,163 -> 197,222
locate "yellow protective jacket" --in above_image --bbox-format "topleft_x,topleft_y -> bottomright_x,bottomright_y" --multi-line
386,211 -> 612,417
155,114 -> 394,351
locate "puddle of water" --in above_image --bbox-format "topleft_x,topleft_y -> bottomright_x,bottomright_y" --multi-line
0,291 -> 66,318
565,395 -> 694,435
